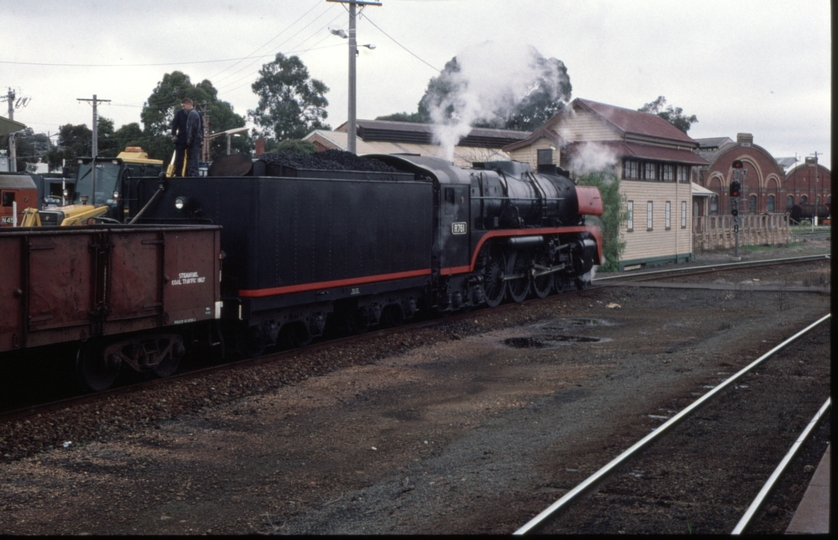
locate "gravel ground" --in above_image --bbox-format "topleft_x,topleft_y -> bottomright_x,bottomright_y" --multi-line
0,237 -> 830,535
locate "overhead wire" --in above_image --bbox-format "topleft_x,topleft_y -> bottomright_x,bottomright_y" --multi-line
360,12 -> 440,73
213,2 -> 341,88
207,0 -> 324,82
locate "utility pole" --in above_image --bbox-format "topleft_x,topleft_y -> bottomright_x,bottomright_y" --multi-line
77,94 -> 110,205
200,103 -> 210,163
5,88 -> 17,171
327,0 -> 381,154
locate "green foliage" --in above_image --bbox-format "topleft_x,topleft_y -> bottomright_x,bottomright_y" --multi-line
272,139 -> 318,154
141,70 -> 249,162
639,96 -> 698,133
0,127 -> 50,172
409,48 -> 571,131
248,53 -> 330,145
576,172 -> 626,271
375,111 -> 423,123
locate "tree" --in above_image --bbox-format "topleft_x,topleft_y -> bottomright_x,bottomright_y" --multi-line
575,172 -> 626,272
375,111 -> 423,123
248,53 -> 330,144
142,71 -> 249,162
387,46 -> 571,131
0,128 -> 50,172
272,139 -> 318,154
638,96 -> 698,133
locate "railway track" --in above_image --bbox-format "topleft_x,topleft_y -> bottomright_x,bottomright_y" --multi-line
0,254 -> 829,422
514,314 -> 831,535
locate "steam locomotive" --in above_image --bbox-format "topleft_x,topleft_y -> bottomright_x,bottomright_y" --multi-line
133,152 -> 603,356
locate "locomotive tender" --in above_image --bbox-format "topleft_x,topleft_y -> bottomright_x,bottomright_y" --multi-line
135,153 -> 604,356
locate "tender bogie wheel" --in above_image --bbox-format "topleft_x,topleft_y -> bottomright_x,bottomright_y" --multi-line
236,325 -> 265,358
532,254 -> 554,299
481,246 -> 506,308
380,305 -> 404,328
76,341 -> 120,392
507,251 -> 531,303
281,323 -> 312,348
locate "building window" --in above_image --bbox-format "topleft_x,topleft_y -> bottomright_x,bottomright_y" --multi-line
644,162 -> 656,181
800,195 -> 808,204
677,165 -> 690,183
647,201 -> 653,230
537,148 -> 553,165
2,192 -> 14,207
767,195 -> 775,212
624,160 -> 639,179
749,194 -> 757,214
710,195 -> 718,213
626,200 -> 634,231
662,165 -> 674,182
786,195 -> 794,210
665,201 -> 671,230
681,201 -> 688,228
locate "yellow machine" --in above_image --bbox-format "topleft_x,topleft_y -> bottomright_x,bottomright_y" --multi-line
24,147 -> 163,226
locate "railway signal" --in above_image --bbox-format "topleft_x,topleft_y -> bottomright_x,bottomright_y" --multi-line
730,160 -> 745,257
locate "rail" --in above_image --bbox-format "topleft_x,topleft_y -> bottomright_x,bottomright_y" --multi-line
514,313 -> 831,535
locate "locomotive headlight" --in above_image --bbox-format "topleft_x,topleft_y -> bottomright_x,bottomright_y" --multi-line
62,188 -> 69,198
175,196 -> 188,211
112,190 -> 120,201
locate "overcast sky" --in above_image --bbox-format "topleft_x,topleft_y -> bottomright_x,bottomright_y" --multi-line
1,0 -> 831,169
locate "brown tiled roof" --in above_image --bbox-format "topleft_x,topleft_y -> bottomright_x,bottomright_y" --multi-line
564,140 -> 708,165
573,98 -> 698,147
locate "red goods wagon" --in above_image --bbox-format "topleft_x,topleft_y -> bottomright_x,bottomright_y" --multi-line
0,224 -> 222,390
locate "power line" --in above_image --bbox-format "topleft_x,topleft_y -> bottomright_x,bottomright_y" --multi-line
0,55 -> 279,68
361,13 -> 440,73
208,0 -> 327,82
212,2 -> 340,87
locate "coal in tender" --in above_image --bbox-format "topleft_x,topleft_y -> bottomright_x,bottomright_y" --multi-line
258,150 -> 398,173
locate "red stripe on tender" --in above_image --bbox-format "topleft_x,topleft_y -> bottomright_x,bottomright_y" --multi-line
239,268 -> 432,298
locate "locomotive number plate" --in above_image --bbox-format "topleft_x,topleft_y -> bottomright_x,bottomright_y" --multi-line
451,222 -> 467,235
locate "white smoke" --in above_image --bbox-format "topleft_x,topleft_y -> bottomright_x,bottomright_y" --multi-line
567,141 -> 619,177
428,42 -> 569,161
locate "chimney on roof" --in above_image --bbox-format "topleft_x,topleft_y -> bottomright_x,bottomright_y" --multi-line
255,138 -> 266,156
736,133 -> 753,146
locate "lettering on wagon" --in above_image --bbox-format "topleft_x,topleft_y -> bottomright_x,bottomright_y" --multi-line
171,271 -> 206,286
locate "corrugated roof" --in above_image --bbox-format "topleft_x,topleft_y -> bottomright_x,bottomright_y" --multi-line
564,140 -> 708,165
335,119 -> 531,148
573,98 -> 698,147
304,130 -> 512,168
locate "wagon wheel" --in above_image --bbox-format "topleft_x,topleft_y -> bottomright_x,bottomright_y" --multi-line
506,250 -> 531,303
76,340 -> 120,392
481,246 -> 506,308
531,252 -> 554,299
554,272 -> 569,294
152,336 -> 184,378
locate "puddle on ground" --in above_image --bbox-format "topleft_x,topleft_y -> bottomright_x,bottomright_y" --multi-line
503,334 -> 607,349
499,318 -> 614,349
